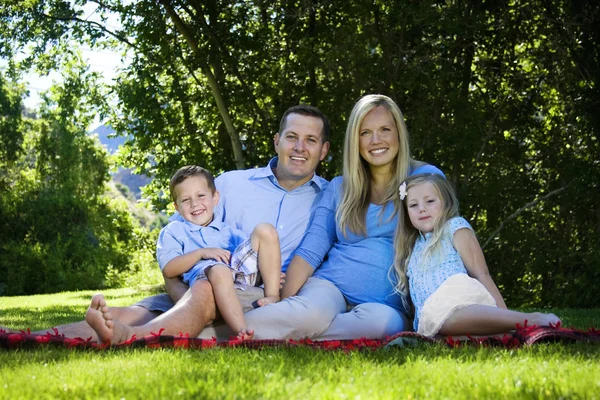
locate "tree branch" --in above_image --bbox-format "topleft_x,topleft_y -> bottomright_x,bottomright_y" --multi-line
36,12 -> 137,49
482,185 -> 568,250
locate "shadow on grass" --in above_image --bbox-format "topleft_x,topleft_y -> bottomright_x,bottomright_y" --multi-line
0,285 -> 165,331
59,285 -> 164,302
0,305 -> 86,331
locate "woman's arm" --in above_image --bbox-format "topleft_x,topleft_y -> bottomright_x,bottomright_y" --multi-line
281,255 -> 315,299
453,228 -> 508,309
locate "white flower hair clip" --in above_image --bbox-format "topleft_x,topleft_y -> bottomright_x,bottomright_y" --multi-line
399,182 -> 407,200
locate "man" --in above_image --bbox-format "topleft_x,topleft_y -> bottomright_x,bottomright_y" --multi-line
29,105 -> 330,344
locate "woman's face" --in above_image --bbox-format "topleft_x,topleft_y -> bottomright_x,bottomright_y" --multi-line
358,105 -> 399,170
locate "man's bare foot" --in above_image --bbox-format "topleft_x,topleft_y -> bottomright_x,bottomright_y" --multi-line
85,293 -> 132,344
529,312 -> 561,327
236,329 -> 254,340
257,295 -> 280,307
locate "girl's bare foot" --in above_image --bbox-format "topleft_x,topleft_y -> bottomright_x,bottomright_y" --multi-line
85,293 -> 132,344
236,329 -> 254,340
529,312 -> 561,327
257,295 -> 280,307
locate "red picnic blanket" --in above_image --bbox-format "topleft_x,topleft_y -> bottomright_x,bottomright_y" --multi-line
1,323 -> 599,351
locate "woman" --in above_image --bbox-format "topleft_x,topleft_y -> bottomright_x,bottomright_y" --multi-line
240,94 -> 443,340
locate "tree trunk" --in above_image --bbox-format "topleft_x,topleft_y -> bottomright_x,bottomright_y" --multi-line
159,0 -> 246,169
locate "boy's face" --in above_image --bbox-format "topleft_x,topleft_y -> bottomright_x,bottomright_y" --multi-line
174,175 -> 219,227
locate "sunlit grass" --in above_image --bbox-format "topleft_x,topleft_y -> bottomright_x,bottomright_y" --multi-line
1,290 -> 599,399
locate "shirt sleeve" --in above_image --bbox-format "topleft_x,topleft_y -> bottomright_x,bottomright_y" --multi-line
411,163 -> 445,177
447,216 -> 473,236
156,223 -> 185,270
294,178 -> 340,270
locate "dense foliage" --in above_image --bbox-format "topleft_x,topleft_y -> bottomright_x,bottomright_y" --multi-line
0,0 -> 598,306
0,62 -> 153,295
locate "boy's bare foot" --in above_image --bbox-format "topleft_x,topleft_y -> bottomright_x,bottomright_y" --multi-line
530,312 -> 561,327
236,329 -> 254,341
257,295 -> 280,307
85,293 -> 132,345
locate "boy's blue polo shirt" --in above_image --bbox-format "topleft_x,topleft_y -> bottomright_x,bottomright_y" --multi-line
156,219 -> 247,283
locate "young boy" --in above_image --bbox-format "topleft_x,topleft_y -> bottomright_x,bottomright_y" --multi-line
157,165 -> 281,340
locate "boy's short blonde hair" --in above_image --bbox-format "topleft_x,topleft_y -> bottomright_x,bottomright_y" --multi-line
169,165 -> 216,202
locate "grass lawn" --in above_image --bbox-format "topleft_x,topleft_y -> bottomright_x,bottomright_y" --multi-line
1,288 -> 599,399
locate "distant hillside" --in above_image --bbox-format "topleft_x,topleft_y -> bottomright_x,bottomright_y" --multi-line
90,124 -> 151,200
91,124 -> 128,155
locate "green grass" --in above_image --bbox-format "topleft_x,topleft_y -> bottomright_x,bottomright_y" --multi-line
1,289 -> 599,399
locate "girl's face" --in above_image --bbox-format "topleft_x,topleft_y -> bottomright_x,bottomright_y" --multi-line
358,106 -> 399,170
406,181 -> 443,233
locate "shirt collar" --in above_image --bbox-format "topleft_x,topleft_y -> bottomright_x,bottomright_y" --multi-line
181,218 -> 224,232
418,231 -> 432,241
253,157 -> 326,191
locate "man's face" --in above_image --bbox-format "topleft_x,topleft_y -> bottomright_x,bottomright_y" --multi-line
273,113 -> 330,189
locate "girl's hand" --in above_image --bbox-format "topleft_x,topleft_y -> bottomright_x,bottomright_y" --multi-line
199,248 -> 231,263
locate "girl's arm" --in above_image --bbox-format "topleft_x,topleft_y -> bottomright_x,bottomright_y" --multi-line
453,228 -> 508,309
281,255 -> 314,299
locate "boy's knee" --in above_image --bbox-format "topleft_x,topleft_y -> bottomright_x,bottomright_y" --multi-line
252,223 -> 279,242
205,265 -> 232,283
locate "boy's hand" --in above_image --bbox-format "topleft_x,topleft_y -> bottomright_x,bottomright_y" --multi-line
199,248 -> 231,263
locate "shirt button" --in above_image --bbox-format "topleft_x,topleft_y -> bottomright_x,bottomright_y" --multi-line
279,225 -> 283,229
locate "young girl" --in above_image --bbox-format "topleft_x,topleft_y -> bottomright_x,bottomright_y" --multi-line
393,173 -> 560,337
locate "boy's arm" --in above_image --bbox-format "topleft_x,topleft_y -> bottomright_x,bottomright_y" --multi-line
163,248 -> 231,278
280,255 -> 314,299
453,228 -> 508,309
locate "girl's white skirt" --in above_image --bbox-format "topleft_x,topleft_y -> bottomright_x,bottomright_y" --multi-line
417,273 -> 496,337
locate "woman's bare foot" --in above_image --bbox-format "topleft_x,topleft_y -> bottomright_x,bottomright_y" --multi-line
256,295 -> 280,307
85,293 -> 132,345
236,329 -> 255,340
529,312 -> 561,327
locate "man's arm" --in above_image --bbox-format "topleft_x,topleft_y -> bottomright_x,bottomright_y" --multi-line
164,277 -> 189,303
280,255 -> 314,299
453,228 -> 508,309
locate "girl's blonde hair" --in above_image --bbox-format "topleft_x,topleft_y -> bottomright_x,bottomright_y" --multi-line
337,94 -> 419,236
392,173 -> 459,309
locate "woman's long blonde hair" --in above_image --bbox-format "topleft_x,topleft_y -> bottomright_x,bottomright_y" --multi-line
392,173 -> 460,308
337,94 -> 417,236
